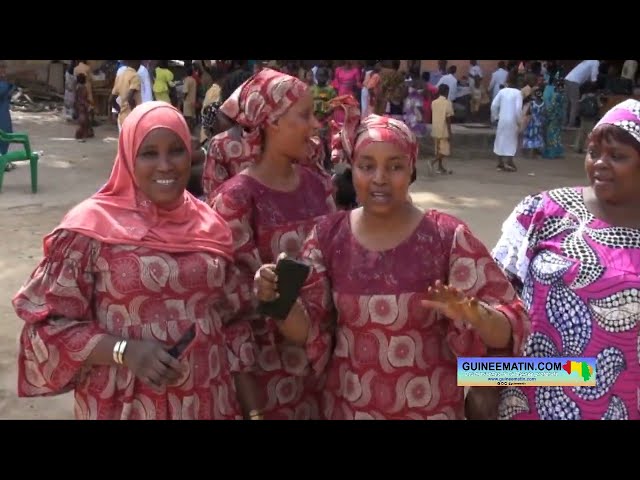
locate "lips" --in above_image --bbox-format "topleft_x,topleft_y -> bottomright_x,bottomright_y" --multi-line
154,179 -> 177,185
370,192 -> 391,202
593,174 -> 613,183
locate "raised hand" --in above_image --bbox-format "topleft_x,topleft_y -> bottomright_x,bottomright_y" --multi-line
420,280 -> 483,326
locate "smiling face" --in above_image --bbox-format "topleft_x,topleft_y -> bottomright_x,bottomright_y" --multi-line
134,127 -> 191,209
351,141 -> 413,216
265,90 -> 320,161
585,124 -> 640,205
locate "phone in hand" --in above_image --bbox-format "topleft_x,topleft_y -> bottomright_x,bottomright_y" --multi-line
168,324 -> 196,359
258,256 -> 311,320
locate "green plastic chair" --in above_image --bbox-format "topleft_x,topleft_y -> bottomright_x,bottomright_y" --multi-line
0,129 -> 39,193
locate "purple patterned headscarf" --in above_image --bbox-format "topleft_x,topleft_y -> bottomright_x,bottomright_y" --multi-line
595,99 -> 640,145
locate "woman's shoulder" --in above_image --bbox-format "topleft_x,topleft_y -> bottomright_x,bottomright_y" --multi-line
504,187 -> 583,226
211,173 -> 256,207
542,186 -> 586,212
314,210 -> 351,244
43,228 -> 102,261
423,209 -> 468,233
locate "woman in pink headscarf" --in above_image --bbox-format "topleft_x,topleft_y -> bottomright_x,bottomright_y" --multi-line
254,97 -> 529,420
206,68 -> 336,420
494,99 -> 640,420
13,102 -> 251,420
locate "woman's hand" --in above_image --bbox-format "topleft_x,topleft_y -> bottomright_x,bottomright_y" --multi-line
123,340 -> 185,389
421,280 -> 513,349
254,264 -> 279,302
421,280 -> 483,326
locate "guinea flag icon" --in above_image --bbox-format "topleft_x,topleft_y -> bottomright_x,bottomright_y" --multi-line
562,360 -> 593,381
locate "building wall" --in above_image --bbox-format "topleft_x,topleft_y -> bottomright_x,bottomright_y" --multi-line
5,60 -> 108,93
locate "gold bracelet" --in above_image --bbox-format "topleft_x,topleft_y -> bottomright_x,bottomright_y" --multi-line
113,341 -> 122,365
117,340 -> 128,365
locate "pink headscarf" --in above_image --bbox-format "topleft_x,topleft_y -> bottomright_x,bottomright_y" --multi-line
203,68 -> 328,197
595,99 -> 640,146
46,101 -> 233,260
329,95 -> 419,167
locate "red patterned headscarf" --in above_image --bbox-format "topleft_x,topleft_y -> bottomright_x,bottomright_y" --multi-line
329,95 -> 418,168
202,68 -> 328,198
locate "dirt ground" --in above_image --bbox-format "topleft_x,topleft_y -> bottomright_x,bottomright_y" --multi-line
0,110 -> 588,419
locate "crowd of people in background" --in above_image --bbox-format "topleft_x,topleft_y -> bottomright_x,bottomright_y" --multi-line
5,58 -> 633,181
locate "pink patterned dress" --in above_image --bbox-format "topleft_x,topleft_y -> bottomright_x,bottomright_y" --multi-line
332,67 -> 362,124
13,230 -> 250,420
297,210 -> 528,420
493,187 -> 640,419
209,166 -> 336,419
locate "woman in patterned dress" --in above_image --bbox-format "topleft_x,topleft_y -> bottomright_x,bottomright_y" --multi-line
13,102 -> 251,420
254,98 -> 529,420
542,78 -> 567,159
521,87 -> 546,157
493,99 -> 640,420
207,68 -> 336,420
332,60 -> 362,124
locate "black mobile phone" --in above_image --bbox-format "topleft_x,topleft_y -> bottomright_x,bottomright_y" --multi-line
168,324 -> 196,359
258,256 -> 311,320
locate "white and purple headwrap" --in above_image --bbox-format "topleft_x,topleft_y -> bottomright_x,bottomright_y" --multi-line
595,99 -> 640,145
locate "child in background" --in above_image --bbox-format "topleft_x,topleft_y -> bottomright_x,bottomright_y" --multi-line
310,67 -> 337,166
311,68 -> 337,122
521,87 -> 546,157
74,74 -> 94,142
430,84 -> 454,175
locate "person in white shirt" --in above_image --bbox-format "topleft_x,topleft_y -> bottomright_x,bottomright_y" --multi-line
564,60 -> 600,127
621,60 -> 638,82
469,60 -> 484,114
488,61 -> 508,100
430,60 -> 448,87
469,60 -> 483,83
137,60 -> 154,103
361,60 -> 375,117
436,65 -> 458,102
491,70 -> 522,172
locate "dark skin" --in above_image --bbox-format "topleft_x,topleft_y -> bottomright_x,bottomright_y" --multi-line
133,128 -> 191,208
468,127 -> 640,420
582,133 -> 640,228
85,128 -> 192,389
245,91 -> 320,190
231,90 -> 321,418
255,142 -> 513,349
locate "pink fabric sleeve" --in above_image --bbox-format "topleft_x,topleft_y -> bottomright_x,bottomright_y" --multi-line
298,225 -> 335,376
12,230 -> 108,397
437,213 -> 530,357
209,183 -> 261,373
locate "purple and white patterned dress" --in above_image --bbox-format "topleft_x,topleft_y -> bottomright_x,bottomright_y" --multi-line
492,186 -> 640,420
